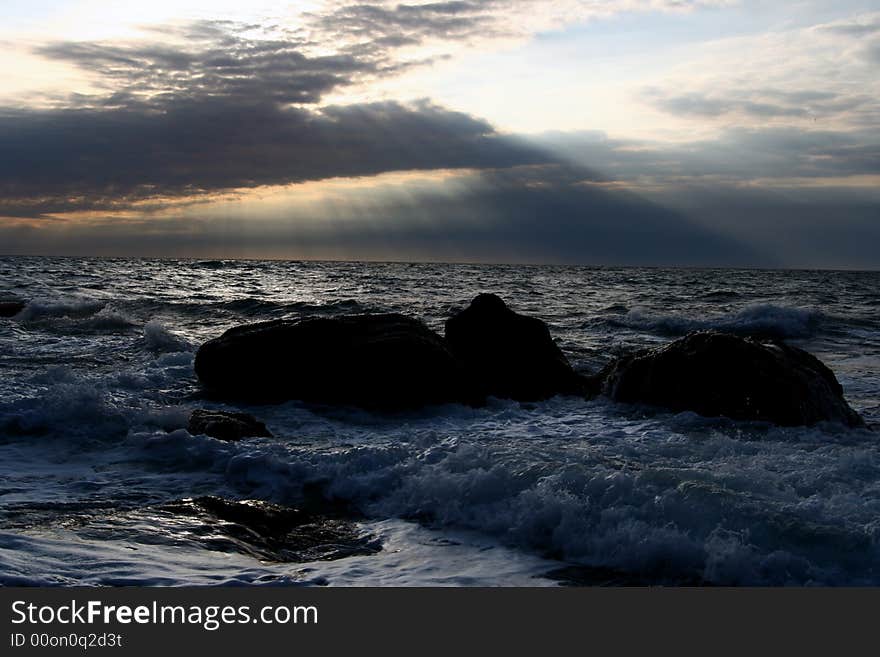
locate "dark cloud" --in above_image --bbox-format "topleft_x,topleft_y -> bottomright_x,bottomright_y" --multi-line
0,98 -> 553,217
3,11 -> 878,268
645,183 -> 880,270
34,24 -> 382,108
0,16 -> 549,217
532,127 -> 880,182
0,163 -> 763,266
4,168 -> 879,268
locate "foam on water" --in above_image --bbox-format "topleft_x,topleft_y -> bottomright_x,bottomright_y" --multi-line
0,520 -> 559,587
144,320 -> 194,353
610,304 -> 824,339
1,258 -> 879,585
15,297 -> 108,322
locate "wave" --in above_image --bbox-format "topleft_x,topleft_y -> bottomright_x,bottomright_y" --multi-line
15,297 -> 108,322
0,378 -> 129,440
13,297 -> 139,334
81,307 -> 139,331
609,304 -> 824,339
144,320 -> 193,353
110,397 -> 877,586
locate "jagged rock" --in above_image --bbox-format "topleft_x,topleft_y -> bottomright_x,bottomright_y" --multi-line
194,314 -> 477,409
187,409 -> 272,441
601,331 -> 864,427
445,293 -> 585,401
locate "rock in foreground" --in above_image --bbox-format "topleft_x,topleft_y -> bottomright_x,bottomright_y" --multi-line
602,331 -> 864,427
188,409 -> 272,441
194,314 -> 476,409
156,497 -> 380,563
445,293 -> 585,401
0,300 -> 25,317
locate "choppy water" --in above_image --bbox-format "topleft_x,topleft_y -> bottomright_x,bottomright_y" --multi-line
1,257 -> 878,586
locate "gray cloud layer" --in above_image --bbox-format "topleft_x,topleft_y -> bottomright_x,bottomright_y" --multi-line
533,128 -> 880,182
1,16 -> 552,217
0,98 -> 549,217
1,8 -> 878,267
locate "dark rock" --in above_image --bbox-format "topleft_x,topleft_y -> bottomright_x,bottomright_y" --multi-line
195,313 -> 478,409
153,496 -> 381,563
160,497 -> 308,538
602,331 -> 864,427
187,409 -> 272,441
445,293 -> 585,401
0,300 -> 25,317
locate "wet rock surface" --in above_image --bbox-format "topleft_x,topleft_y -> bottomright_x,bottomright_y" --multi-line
601,330 -> 864,427
195,313 -> 477,409
155,496 -> 381,563
187,409 -> 272,441
0,300 -> 25,317
445,293 -> 586,401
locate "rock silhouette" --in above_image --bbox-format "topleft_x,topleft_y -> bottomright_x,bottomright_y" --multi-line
188,409 -> 272,441
0,300 -> 25,317
194,297 -> 864,428
601,331 -> 864,427
445,293 -> 585,401
194,313 -> 477,410
157,497 -> 380,563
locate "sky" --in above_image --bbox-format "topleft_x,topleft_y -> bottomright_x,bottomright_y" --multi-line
1,0 -> 878,267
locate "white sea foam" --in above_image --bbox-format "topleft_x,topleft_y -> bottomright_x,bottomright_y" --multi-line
2,258 -> 878,585
615,304 -> 823,339
87,397 -> 875,585
0,520 -> 558,587
15,297 -> 107,322
144,320 -> 193,353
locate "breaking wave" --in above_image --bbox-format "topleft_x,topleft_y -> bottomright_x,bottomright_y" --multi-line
609,304 -> 824,339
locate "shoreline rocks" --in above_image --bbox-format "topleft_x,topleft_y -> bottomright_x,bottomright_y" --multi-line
193,295 -> 864,428
154,496 -> 381,563
194,313 -> 479,410
0,300 -> 25,318
188,409 -> 273,441
602,331 -> 864,427
445,293 -> 586,401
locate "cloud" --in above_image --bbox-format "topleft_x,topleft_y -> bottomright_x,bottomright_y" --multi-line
636,12 -> 880,133
531,127 -> 880,184
641,87 -> 876,123
815,13 -> 880,37
32,22 -> 384,108
645,91 -> 809,119
0,98 -> 551,217
0,163 -> 762,266
0,3 -> 749,218
310,0 -> 732,51
2,3 -> 878,269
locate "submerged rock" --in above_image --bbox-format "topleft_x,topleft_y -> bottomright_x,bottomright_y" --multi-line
0,300 -> 25,317
602,331 -> 864,427
153,496 -> 380,563
195,313 -> 477,409
187,409 -> 272,441
445,293 -> 585,401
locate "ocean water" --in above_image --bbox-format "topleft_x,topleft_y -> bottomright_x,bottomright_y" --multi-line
1,257 -> 878,586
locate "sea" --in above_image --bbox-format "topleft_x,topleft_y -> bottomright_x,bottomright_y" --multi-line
1,257 -> 878,586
